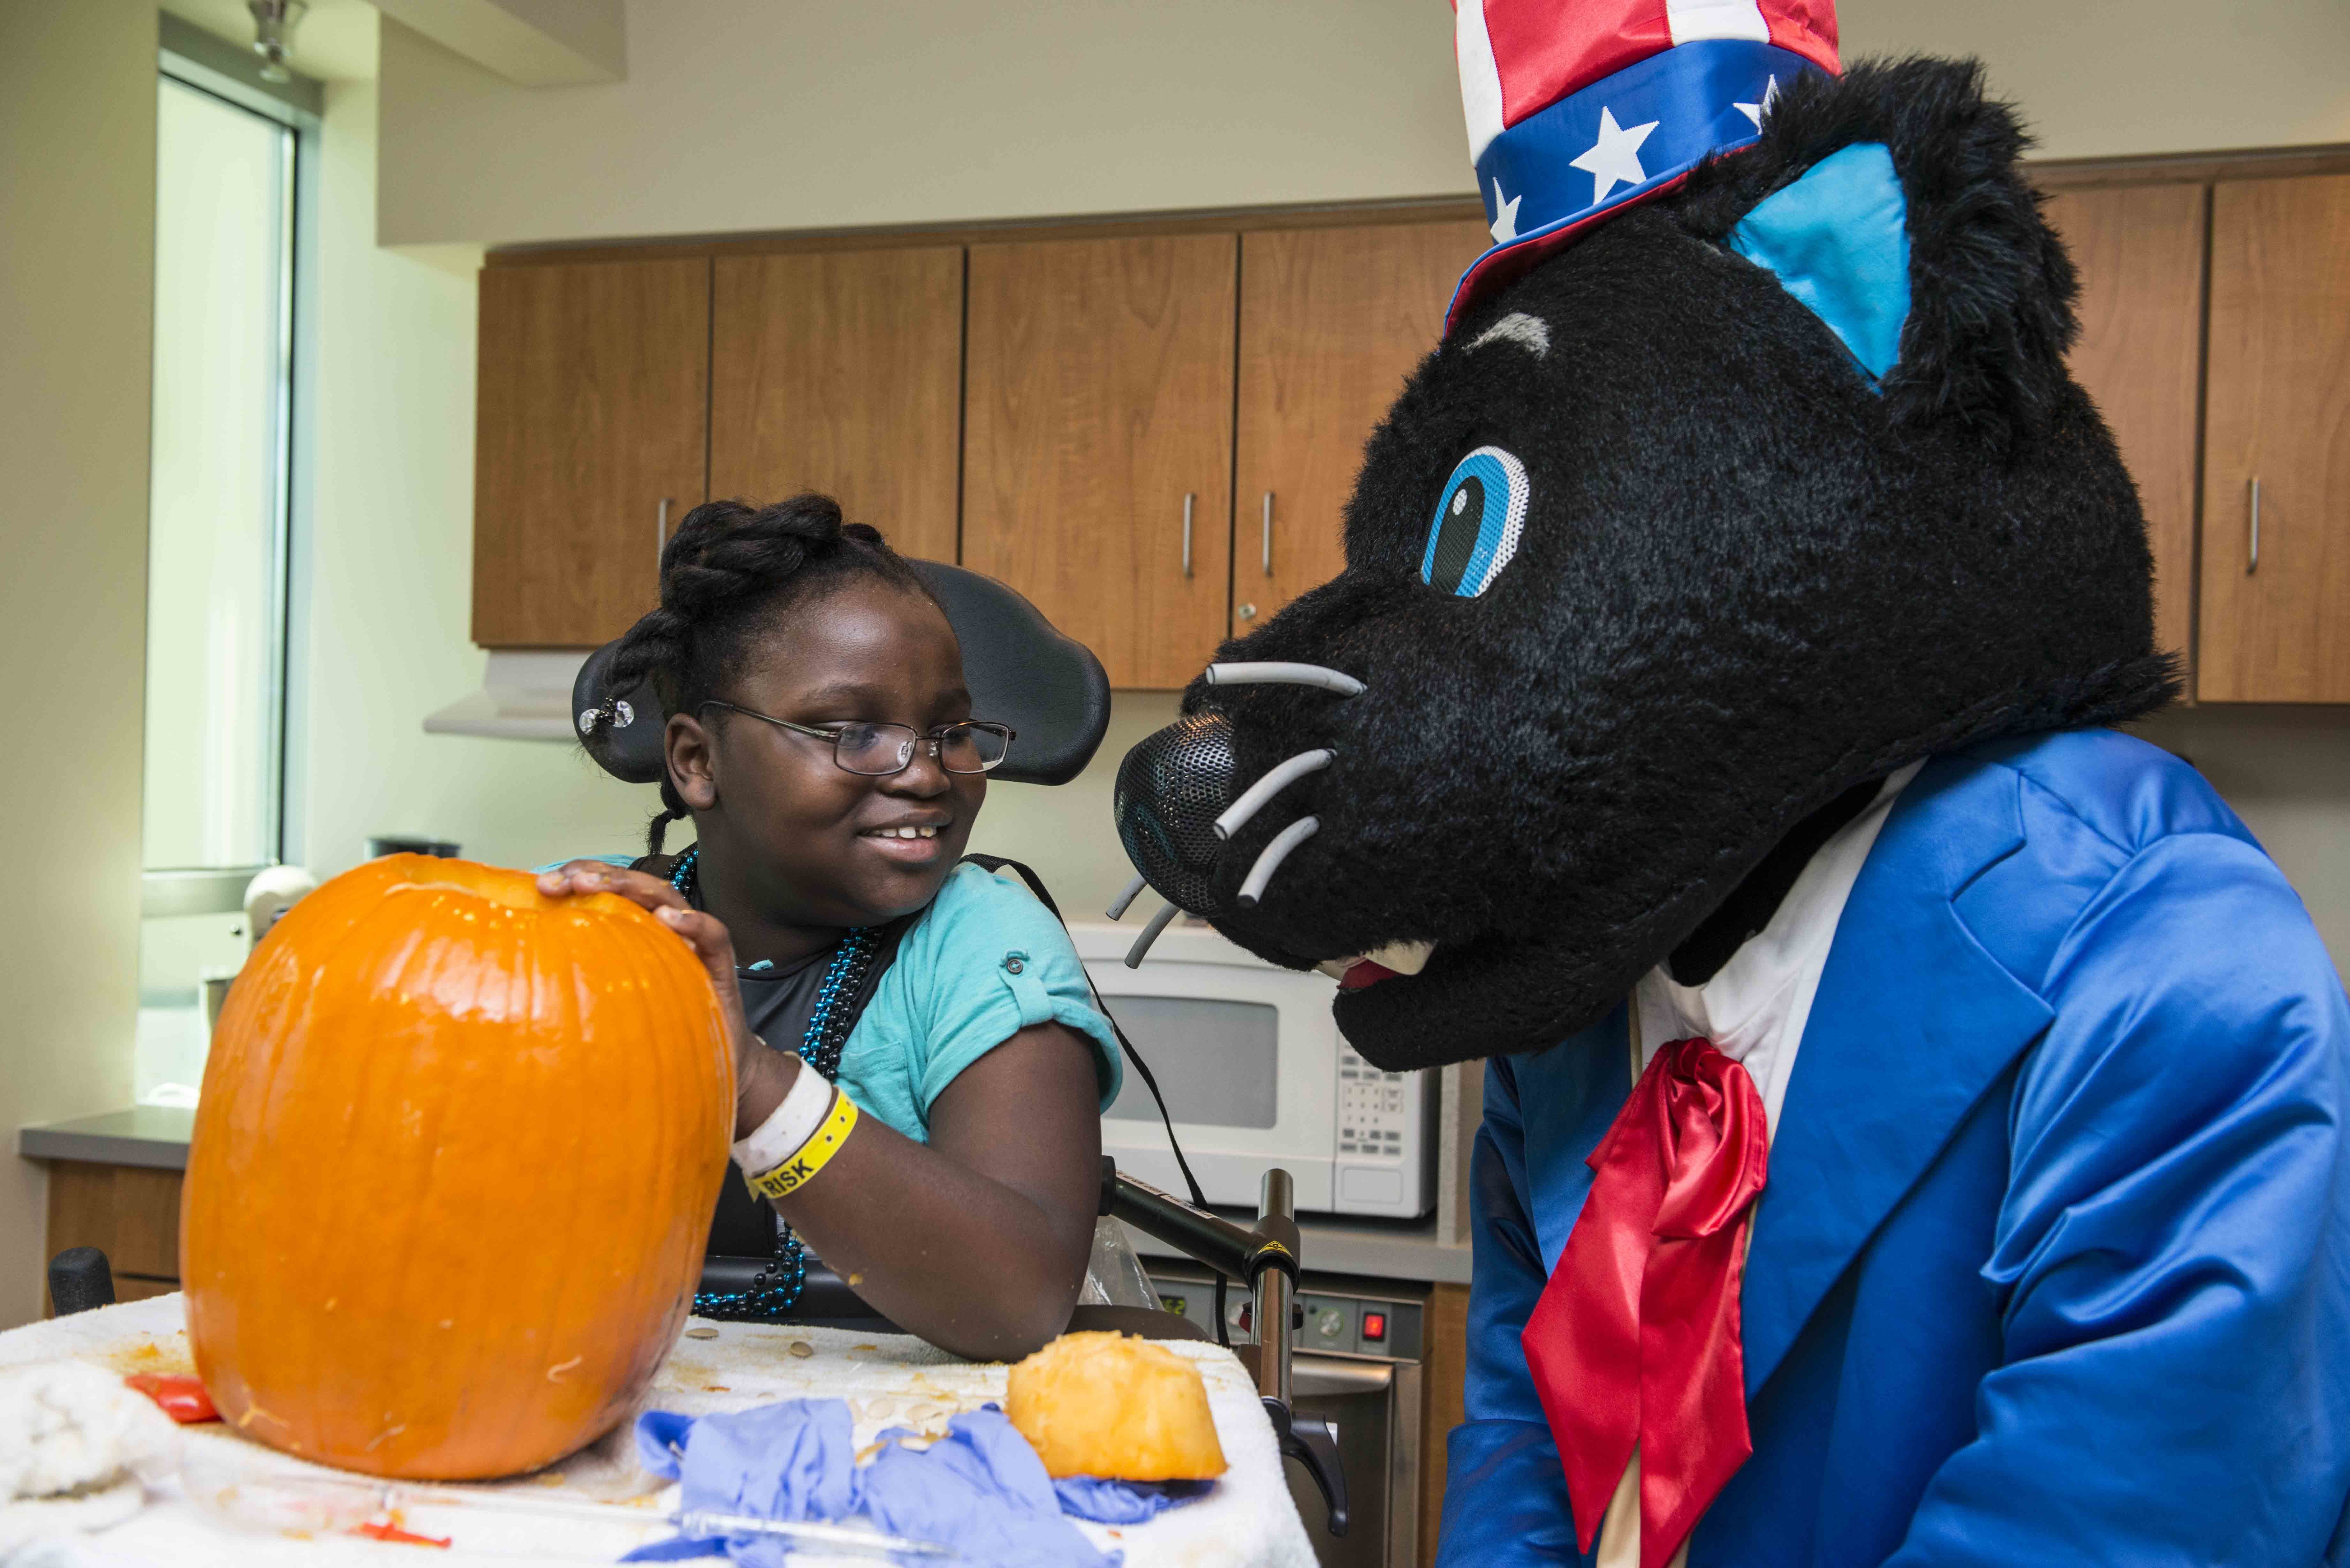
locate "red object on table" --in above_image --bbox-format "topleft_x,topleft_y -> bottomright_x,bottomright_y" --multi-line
123,1372 -> 219,1423
356,1520 -> 453,1549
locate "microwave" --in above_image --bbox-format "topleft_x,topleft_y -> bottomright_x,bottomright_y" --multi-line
1070,920 -> 1436,1220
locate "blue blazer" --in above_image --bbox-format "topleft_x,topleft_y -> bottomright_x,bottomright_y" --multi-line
1439,730 -> 2350,1566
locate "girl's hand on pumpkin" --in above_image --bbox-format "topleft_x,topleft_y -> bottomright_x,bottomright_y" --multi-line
535,863 -> 756,1074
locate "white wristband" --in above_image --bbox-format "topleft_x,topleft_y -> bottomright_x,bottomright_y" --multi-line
732,1050 -> 836,1178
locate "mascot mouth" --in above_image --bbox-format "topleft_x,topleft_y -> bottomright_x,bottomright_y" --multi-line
1317,939 -> 1437,990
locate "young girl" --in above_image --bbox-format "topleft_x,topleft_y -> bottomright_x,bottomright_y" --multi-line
538,494 -> 1120,1361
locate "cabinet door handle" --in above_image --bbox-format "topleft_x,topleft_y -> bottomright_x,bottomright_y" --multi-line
658,497 -> 673,571
1261,491 -> 1274,577
2248,477 -> 2260,574
1182,493 -> 1195,579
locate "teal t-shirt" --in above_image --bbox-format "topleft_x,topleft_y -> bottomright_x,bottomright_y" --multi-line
546,857 -> 1121,1142
836,862 -> 1122,1142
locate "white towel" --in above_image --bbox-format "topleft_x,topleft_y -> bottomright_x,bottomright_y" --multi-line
0,1361 -> 181,1554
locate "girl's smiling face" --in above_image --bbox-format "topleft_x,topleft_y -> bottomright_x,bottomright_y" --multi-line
667,578 -> 984,935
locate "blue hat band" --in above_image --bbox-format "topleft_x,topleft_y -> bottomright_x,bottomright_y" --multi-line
1475,39 -> 1828,250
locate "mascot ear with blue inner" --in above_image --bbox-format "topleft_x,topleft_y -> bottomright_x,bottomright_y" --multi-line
1115,4 -> 2350,1565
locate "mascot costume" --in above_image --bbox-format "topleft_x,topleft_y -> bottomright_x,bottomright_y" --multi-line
1110,2 -> 2350,1563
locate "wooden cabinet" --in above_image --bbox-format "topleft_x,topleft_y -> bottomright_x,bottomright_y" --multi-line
710,248 -> 964,565
2043,184 -> 2208,673
2197,174 -> 2350,702
45,1162 -> 184,1313
1235,221 -> 1491,634
1418,1281 -> 1469,1566
467,164 -> 2349,696
472,257 -> 711,647
962,235 -> 1239,689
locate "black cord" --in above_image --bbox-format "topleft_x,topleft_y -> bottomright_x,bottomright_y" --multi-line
960,854 -> 1232,1348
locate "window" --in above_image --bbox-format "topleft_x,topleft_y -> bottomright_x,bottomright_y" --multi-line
136,57 -> 309,1104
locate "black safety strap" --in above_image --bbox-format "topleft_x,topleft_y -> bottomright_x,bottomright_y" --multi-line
961,852 -> 1232,1347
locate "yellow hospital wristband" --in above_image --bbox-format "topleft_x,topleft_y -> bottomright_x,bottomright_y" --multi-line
745,1089 -> 860,1202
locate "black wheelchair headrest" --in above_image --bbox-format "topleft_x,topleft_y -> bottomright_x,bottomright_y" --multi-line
571,560 -> 1110,788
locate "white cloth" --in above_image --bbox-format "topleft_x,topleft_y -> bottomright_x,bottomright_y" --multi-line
0,1362 -> 182,1556
1634,761 -> 1923,1138
0,1295 -> 1313,1568
0,1362 -> 182,1505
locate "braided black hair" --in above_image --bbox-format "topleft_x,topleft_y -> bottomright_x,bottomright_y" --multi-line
581,493 -> 937,853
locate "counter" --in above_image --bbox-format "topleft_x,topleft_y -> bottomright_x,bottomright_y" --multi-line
19,1106 -> 194,1170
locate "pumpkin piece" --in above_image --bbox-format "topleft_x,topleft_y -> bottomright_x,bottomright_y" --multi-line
181,855 -> 734,1480
1004,1331 -> 1227,1481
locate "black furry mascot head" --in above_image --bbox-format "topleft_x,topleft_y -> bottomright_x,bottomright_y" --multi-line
1114,51 -> 2177,1071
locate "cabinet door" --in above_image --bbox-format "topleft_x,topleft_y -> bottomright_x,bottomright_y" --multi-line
2199,175 -> 2350,702
2043,184 -> 2207,675
45,1162 -> 182,1312
710,248 -> 964,564
962,235 -> 1237,690
1420,1280 -> 1471,1568
1235,220 -> 1490,634
472,258 -> 710,648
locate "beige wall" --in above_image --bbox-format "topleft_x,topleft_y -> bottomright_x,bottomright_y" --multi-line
375,0 -> 1469,248
376,0 -> 2350,251
299,79 -> 654,879
0,1 -> 155,1326
967,694 -> 1184,923
1842,0 -> 2350,161
2131,708 -> 2350,972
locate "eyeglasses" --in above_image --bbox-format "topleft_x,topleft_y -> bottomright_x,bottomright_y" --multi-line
700,701 -> 1015,777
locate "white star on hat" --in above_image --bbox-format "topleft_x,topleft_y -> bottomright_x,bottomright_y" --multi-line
1572,107 -> 1660,207
1735,75 -> 1782,131
1490,177 -> 1524,243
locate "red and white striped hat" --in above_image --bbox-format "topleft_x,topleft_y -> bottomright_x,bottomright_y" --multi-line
1446,0 -> 1841,332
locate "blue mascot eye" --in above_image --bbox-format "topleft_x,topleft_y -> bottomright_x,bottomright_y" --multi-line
1420,446 -> 1529,598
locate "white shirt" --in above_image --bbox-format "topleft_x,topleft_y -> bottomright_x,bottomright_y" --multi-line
1635,759 -> 1924,1141
1601,760 -> 1924,1568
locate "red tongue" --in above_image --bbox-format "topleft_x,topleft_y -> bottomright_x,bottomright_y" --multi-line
1340,960 -> 1400,991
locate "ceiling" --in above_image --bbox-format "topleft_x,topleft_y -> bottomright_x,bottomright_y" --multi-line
162,0 -> 381,83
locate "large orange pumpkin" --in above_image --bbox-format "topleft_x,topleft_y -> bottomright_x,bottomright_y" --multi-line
182,855 -> 734,1479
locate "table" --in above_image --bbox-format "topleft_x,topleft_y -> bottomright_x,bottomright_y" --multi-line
0,1295 -> 1314,1568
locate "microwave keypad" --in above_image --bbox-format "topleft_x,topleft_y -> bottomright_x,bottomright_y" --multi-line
1338,1043 -> 1412,1157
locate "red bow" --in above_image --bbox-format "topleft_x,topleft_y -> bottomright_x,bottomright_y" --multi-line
1521,1037 -> 1769,1568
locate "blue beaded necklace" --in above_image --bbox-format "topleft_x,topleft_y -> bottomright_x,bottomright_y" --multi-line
668,845 -> 878,1319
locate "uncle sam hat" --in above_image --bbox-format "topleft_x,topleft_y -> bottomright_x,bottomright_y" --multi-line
1447,0 -> 1841,332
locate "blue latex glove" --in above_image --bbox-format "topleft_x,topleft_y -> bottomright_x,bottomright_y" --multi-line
621,1402 -> 1124,1567
861,1408 -> 1116,1567
625,1401 -> 863,1568
1051,1475 -> 1213,1525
